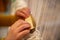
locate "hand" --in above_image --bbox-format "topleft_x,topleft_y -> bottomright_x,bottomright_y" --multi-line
15,8 -> 30,19
5,19 -> 31,40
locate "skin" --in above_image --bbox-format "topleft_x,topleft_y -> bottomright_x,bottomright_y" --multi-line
16,8 -> 30,19
5,8 -> 31,40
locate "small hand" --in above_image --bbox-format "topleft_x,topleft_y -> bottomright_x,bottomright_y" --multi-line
16,8 -> 30,19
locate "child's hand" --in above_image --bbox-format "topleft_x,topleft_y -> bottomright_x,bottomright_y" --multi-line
16,8 -> 30,19
5,19 -> 31,40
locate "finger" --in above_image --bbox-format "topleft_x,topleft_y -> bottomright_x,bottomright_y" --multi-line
21,8 -> 30,16
16,10 -> 27,18
17,29 -> 30,39
16,23 -> 30,33
16,8 -> 30,18
11,19 -> 27,29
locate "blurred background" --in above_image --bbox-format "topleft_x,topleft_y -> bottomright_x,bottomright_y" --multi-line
0,0 -> 10,14
0,0 -> 11,40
